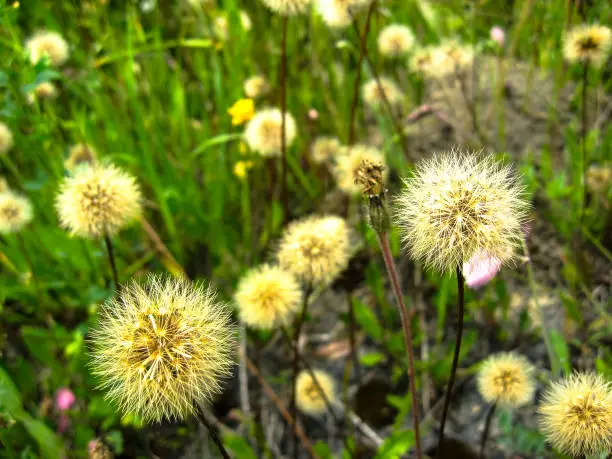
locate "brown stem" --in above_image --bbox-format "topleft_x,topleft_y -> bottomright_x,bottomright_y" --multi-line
580,62 -> 589,226
103,233 -> 119,289
436,268 -> 465,457
479,401 -> 497,459
195,407 -> 231,459
280,15 -> 289,224
377,233 -> 422,459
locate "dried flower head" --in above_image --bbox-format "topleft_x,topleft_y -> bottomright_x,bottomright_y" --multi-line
477,352 -> 535,408
277,215 -> 351,285
296,369 -> 336,416
395,151 -> 530,273
90,275 -> 235,423
235,264 -> 302,329
311,137 -> 343,164
27,82 -> 57,103
431,41 -> 473,76
259,0 -> 312,16
55,164 -> 142,239
65,143 -> 97,171
586,164 -> 612,194
0,191 -> 33,234
214,10 -> 252,40
410,47 -> 436,75
25,31 -> 69,66
564,24 -> 612,67
362,77 -> 404,109
335,144 -> 388,195
0,122 -> 14,155
539,372 -> 612,457
244,108 -> 297,157
244,75 -> 270,99
378,24 -> 415,57
317,0 -> 371,29
88,439 -> 114,459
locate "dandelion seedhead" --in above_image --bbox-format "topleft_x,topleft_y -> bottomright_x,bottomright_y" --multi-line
335,144 -> 388,195
90,275 -> 236,423
410,47 -> 436,75
296,369 -> 336,416
244,75 -> 270,99
539,372 -> 612,457
477,352 -> 535,408
27,82 -> 57,103
214,10 -> 252,40
0,191 -> 33,234
395,150 -> 530,273
362,77 -> 404,109
244,108 -> 297,157
378,24 -> 415,57
317,0 -> 371,29
65,143 -> 97,171
277,215 -> 351,286
433,41 -> 473,76
311,137 -> 343,164
564,24 -> 612,67
25,31 -> 69,66
259,0 -> 312,16
0,177 -> 8,193
55,163 -> 142,239
586,164 -> 612,193
235,264 -> 302,329
0,122 -> 13,155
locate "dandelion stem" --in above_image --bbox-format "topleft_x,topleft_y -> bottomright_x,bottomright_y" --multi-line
103,233 -> 119,289
580,61 -> 589,226
280,15 -> 289,224
377,232 -> 423,459
436,267 -> 465,457
195,407 -> 231,459
479,401 -> 497,459
16,233 -> 42,305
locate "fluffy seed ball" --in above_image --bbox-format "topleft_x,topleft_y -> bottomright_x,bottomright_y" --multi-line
214,10 -> 252,40
477,352 -> 535,408
311,137 -> 343,164
564,24 -> 612,68
395,151 -> 530,274
277,215 -> 351,286
235,264 -> 302,330
317,0 -> 370,29
334,144 -> 387,195
296,369 -> 336,416
362,77 -> 404,109
244,108 -> 297,157
25,31 -> 69,66
65,143 -> 97,171
244,75 -> 270,99
259,0 -> 312,16
90,275 -> 235,423
410,47 -> 436,76
55,164 -> 142,239
0,122 -> 14,155
0,191 -> 33,234
27,82 -> 57,103
539,372 -> 612,457
378,24 -> 415,57
431,41 -> 473,76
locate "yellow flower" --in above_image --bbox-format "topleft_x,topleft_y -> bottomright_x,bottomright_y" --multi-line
239,141 -> 248,155
228,98 -> 255,126
233,160 -> 253,179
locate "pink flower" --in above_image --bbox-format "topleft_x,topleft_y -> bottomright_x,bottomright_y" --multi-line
463,251 -> 502,289
57,413 -> 70,433
490,26 -> 505,46
308,108 -> 319,120
55,388 -> 76,411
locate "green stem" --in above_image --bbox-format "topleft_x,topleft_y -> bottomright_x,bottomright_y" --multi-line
479,401 -> 497,459
195,407 -> 231,459
280,16 -> 289,224
103,233 -> 119,289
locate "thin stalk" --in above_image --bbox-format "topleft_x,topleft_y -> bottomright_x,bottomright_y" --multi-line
479,401 -> 497,459
280,15 -> 289,224
195,407 -> 231,459
16,233 -> 42,304
377,232 -> 422,459
103,233 -> 119,289
436,268 -> 465,457
347,292 -> 361,386
580,62 -> 589,226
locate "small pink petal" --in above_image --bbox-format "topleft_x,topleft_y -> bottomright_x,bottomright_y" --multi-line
308,109 -> 319,120
490,26 -> 505,46
57,413 -> 70,433
55,388 -> 76,411
88,440 -> 98,453
463,252 -> 502,289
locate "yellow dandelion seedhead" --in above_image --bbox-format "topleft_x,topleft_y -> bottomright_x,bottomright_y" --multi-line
395,150 -> 530,274
277,215 -> 351,286
25,31 -> 69,66
362,77 -> 404,109
244,75 -> 270,99
244,108 -> 297,157
0,122 -> 14,155
90,275 -> 236,423
334,144 -> 388,195
564,24 -> 612,67
296,369 -> 336,416
55,163 -> 142,239
65,143 -> 97,171
235,264 -> 302,330
378,24 -> 415,57
311,137 -> 343,164
539,372 -> 612,457
0,191 -> 33,234
477,352 -> 535,408
259,0 -> 312,16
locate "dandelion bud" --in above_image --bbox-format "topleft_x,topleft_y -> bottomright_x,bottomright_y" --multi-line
355,159 -> 390,234
335,144 -> 387,195
296,369 -> 336,416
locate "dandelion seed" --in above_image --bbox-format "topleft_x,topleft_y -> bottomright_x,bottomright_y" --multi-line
244,108 -> 297,157
25,31 -> 69,66
55,163 -> 142,239
0,191 -> 33,234
564,24 -> 612,67
0,122 -> 14,155
296,369 -> 336,416
335,144 -> 387,195
477,352 -> 535,408
362,77 -> 404,109
90,275 -> 236,423
378,24 -> 415,57
244,75 -> 270,99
